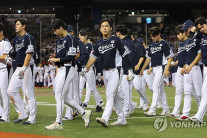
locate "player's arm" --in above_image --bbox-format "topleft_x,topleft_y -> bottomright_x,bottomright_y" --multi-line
171,60 -> 178,66
140,57 -> 151,76
185,53 -> 201,74
85,57 -> 96,71
23,53 -> 32,67
164,57 -> 173,77
134,57 -> 144,71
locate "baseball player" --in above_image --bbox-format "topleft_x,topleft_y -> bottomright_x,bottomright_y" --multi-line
131,34 -> 150,112
140,26 -> 173,116
36,63 -> 44,88
115,25 -> 137,117
0,23 -> 12,123
7,19 -> 37,124
176,20 -> 202,121
45,19 -> 91,130
82,18 -> 133,127
188,17 -> 207,123
78,29 -> 103,112
43,64 -> 50,87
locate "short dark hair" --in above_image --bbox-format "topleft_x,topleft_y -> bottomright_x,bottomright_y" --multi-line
195,17 -> 207,26
79,29 -> 88,37
100,18 -> 112,28
149,26 -> 161,37
131,32 -> 139,40
115,24 -> 128,35
175,25 -> 185,35
51,19 -> 67,30
15,18 -> 27,29
0,23 -> 5,33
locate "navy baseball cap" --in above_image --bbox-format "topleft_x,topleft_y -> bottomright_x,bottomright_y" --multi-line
68,25 -> 74,32
181,20 -> 194,31
138,37 -> 144,43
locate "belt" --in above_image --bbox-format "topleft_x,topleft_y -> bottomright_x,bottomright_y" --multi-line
178,65 -> 184,68
204,63 -> 207,67
151,65 -> 162,67
104,67 -> 121,71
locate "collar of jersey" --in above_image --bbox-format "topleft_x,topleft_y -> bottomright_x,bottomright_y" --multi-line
103,35 -> 112,41
154,39 -> 163,44
18,32 -> 27,40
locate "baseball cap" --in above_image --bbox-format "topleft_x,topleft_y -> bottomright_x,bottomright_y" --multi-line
181,20 -> 194,31
68,25 -> 74,33
138,37 -> 144,43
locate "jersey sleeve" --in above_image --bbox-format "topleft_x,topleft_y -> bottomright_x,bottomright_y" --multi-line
145,47 -> 151,59
90,42 -> 99,59
25,35 -> 35,54
139,43 -> 146,57
163,42 -> 174,59
4,41 -> 12,54
116,38 -> 130,57
60,37 -> 76,62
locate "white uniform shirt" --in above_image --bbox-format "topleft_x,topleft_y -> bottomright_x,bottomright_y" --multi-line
0,38 -> 11,68
37,66 -> 44,76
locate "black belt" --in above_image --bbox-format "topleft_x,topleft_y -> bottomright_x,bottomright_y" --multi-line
151,65 -> 161,67
204,63 -> 207,67
178,65 -> 184,68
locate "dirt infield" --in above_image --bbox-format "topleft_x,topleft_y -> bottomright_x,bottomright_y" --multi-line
0,132 -> 70,138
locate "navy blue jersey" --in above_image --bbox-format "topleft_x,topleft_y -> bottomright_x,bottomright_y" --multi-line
146,39 -> 173,67
200,34 -> 207,65
185,37 -> 201,65
91,35 -> 131,70
13,32 -> 35,66
75,37 -> 89,67
55,33 -> 77,66
122,36 -> 135,74
133,39 -> 148,74
177,40 -> 187,67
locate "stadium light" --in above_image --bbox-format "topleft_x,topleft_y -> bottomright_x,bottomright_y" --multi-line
146,18 -> 151,24
131,12 -> 135,15
18,10 -> 21,14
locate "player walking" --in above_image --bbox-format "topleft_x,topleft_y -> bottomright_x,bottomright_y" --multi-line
140,26 -> 172,116
0,23 -> 12,123
45,19 -> 91,130
83,19 -> 133,127
7,19 -> 37,124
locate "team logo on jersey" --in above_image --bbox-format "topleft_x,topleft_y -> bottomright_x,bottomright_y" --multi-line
185,42 -> 196,52
56,44 -> 65,53
111,40 -> 115,44
150,46 -> 162,54
98,43 -> 115,54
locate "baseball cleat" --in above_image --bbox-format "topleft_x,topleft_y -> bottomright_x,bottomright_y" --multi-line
189,117 -> 202,124
166,113 -> 180,117
96,118 -> 108,127
159,110 -> 170,116
83,110 -> 92,127
0,119 -> 6,123
175,116 -> 189,121
22,121 -> 33,125
62,117 -> 71,121
110,121 -> 127,126
45,122 -> 63,130
96,106 -> 102,112
144,111 -> 156,116
13,118 -> 23,124
82,103 -> 87,108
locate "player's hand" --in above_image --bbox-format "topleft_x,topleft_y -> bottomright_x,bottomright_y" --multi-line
147,67 -> 152,75
5,55 -> 12,65
180,67 -> 186,75
17,66 -> 27,79
80,67 -> 87,77
134,64 -> 140,71
185,65 -> 192,74
127,69 -> 134,81
48,58 -> 60,62
164,69 -> 170,77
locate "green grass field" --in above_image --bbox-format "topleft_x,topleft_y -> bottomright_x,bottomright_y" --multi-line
0,86 -> 207,138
